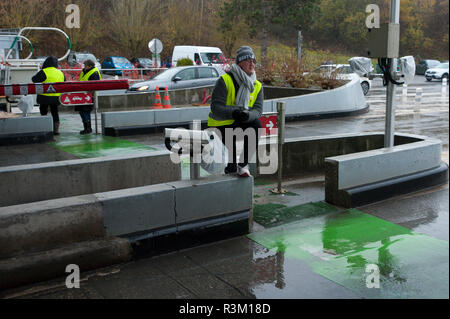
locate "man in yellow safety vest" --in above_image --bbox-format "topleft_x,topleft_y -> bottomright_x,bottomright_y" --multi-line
32,56 -> 65,135
77,59 -> 101,134
208,46 -> 263,177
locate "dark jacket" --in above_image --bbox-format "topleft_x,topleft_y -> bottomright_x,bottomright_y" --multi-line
75,67 -> 100,112
32,56 -> 65,105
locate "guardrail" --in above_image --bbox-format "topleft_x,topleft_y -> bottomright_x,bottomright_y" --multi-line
58,67 -> 167,82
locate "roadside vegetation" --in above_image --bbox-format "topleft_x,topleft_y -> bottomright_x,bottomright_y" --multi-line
0,0 -> 448,64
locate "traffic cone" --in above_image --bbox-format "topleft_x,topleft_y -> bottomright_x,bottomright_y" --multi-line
163,87 -> 172,109
153,86 -> 163,109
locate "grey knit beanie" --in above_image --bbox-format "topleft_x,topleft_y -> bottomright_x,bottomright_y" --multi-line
236,46 -> 256,64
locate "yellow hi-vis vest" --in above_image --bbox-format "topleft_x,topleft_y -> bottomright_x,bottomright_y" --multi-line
42,67 -> 65,96
79,67 -> 101,81
208,73 -> 262,127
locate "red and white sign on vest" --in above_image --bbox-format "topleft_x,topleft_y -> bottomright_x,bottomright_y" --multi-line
259,112 -> 277,137
60,92 -> 93,106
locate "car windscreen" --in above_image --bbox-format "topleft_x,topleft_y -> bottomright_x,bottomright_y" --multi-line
139,58 -> 152,65
112,57 -> 131,64
77,54 -> 96,62
152,68 -> 180,80
437,63 -> 449,69
200,53 -> 225,64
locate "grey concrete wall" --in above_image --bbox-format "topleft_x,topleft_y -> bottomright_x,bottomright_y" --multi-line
326,140 -> 442,190
257,132 -> 423,177
0,116 -> 53,135
98,86 -> 214,110
100,77 -> 366,132
0,151 -> 181,207
0,175 -> 253,259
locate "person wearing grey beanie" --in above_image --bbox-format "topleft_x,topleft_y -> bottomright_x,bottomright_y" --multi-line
207,46 -> 264,177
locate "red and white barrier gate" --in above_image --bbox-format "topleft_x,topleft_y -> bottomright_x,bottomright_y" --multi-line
0,80 -> 129,97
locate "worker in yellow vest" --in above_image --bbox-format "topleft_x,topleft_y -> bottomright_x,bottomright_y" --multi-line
208,46 -> 263,177
77,59 -> 101,134
32,56 -> 65,135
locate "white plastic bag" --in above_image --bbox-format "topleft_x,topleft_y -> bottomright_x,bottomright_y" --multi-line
398,56 -> 416,85
348,57 -> 374,77
200,130 -> 229,175
17,95 -> 34,116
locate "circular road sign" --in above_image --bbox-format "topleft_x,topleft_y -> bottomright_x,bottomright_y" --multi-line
148,38 -> 163,54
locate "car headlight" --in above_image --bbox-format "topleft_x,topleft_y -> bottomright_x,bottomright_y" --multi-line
137,86 -> 149,91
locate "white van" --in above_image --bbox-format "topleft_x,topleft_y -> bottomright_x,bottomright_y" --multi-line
172,46 -> 225,67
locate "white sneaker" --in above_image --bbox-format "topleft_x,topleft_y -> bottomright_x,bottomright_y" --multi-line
237,165 -> 251,177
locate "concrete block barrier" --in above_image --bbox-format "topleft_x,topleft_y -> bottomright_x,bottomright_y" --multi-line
0,175 -> 252,290
0,238 -> 132,291
101,78 -> 367,136
0,116 -> 53,145
0,151 -> 181,207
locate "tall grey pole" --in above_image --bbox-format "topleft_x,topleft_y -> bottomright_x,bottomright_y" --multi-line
297,26 -> 302,61
385,0 -> 400,147
271,102 -> 287,194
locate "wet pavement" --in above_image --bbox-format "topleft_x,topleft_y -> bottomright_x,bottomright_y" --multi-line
0,75 -> 448,299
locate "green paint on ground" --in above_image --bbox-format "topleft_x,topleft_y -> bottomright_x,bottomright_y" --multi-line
49,133 -> 157,158
269,191 -> 299,197
254,178 -> 276,186
248,207 -> 449,298
253,201 -> 338,228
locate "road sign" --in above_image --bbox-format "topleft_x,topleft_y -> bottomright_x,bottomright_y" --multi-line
148,38 -> 163,54
259,113 -> 277,136
60,92 -> 93,106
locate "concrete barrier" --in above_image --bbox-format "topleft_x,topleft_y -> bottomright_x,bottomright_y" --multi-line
101,77 -> 367,136
254,132 -> 448,207
0,175 -> 252,290
0,116 -> 53,145
98,86 -> 214,111
0,151 -> 181,207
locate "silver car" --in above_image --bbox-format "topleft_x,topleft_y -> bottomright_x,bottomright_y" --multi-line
128,66 -> 221,92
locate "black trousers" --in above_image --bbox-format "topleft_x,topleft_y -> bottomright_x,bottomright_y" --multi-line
214,118 -> 262,169
37,95 -> 60,123
39,103 -> 59,123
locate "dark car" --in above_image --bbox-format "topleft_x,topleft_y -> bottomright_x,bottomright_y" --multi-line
127,66 -> 220,92
416,59 -> 440,75
101,56 -> 134,76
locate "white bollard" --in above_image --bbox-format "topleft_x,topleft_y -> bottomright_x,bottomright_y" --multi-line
415,87 -> 422,105
442,78 -> 448,97
402,84 -> 408,103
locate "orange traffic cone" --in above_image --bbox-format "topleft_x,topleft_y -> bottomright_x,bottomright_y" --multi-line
153,86 -> 163,109
163,87 -> 172,109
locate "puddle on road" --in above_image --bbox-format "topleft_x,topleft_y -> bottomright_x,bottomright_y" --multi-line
248,206 -> 449,298
49,133 -> 157,158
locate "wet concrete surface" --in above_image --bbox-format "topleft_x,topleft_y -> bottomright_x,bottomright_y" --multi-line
2,174 -> 447,299
1,75 -> 448,299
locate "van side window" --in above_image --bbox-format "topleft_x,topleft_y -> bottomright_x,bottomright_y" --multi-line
176,68 -> 196,80
194,53 -> 201,65
198,67 -> 218,79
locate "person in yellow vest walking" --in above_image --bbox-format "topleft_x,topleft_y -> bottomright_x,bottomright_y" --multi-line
32,56 -> 65,135
77,59 -> 101,134
208,46 -> 263,177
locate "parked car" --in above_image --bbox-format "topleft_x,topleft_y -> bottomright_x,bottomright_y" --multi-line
67,52 -> 101,70
424,62 -> 449,82
127,66 -> 220,92
101,56 -> 134,76
305,64 -> 371,95
130,57 -> 153,69
416,59 -> 440,75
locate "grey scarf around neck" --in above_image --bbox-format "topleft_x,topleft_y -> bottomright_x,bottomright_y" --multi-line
230,63 -> 257,109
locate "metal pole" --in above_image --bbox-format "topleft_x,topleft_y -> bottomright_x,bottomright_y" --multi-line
297,26 -> 302,61
385,0 -> 400,148
94,91 -> 99,134
271,102 -> 287,194
190,120 -> 201,180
